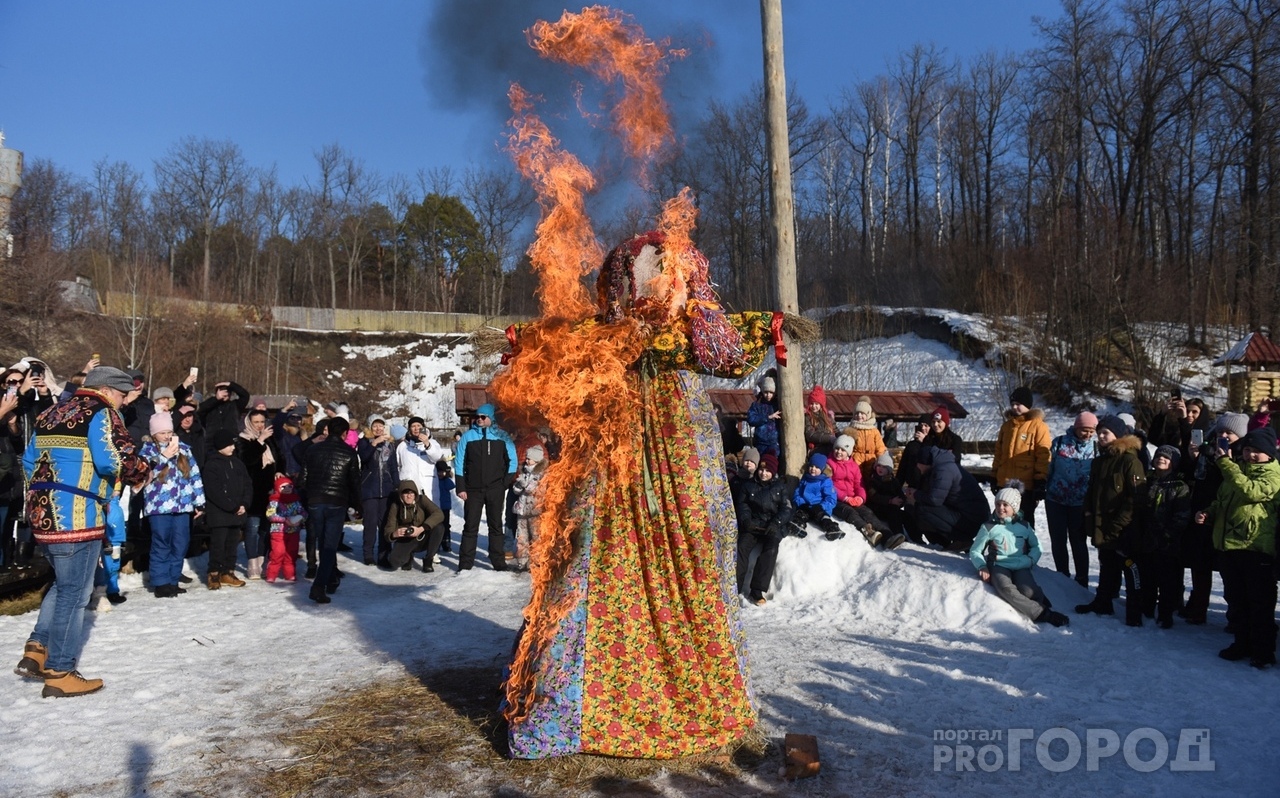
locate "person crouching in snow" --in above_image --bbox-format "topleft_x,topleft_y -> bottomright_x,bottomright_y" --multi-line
265,474 -> 306,582
384,480 -> 446,572
790,452 -> 843,539
831,435 -> 905,550
735,453 -> 792,605
970,482 -> 1069,628
510,445 -> 546,572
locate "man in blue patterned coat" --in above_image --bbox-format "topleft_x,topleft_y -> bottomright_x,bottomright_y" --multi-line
13,366 -> 150,697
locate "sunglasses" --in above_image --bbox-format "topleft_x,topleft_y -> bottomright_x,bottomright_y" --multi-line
4,380 -> 21,386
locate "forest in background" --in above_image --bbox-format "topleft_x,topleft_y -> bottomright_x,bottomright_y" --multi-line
3,0 -> 1276,400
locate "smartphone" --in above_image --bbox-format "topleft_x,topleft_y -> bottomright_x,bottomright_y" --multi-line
1218,435 -> 1231,452
4,386 -> 15,399
1190,429 -> 1204,447
91,352 -> 100,360
28,363 -> 44,378
189,366 -> 199,379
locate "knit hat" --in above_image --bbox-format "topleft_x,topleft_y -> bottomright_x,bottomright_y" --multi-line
757,375 -> 776,394
1097,415 -> 1128,439
808,453 -> 829,471
1215,412 -> 1250,440
390,423 -> 407,441
208,428 -> 237,452
527,445 -> 545,463
807,385 -> 827,410
475,403 -> 496,419
1010,386 -> 1034,408
1240,426 -> 1279,460
740,446 -> 761,465
83,366 -> 137,394
1153,445 -> 1181,471
1118,413 -> 1137,432
366,413 -> 386,427
932,406 -> 950,425
834,435 -> 856,455
1074,411 -> 1098,431
875,451 -> 895,470
995,480 -> 1024,513
152,386 -> 174,402
759,453 -> 779,474
149,412 -> 174,436
408,416 -> 426,429
855,396 -> 874,417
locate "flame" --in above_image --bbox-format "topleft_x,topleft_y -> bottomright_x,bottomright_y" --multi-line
494,6 -> 689,725
528,6 -> 680,166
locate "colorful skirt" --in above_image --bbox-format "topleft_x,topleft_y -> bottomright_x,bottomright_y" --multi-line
507,369 -> 756,758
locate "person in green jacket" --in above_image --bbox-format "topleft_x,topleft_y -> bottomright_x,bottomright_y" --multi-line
1196,425 -> 1280,669
1075,415 -> 1147,624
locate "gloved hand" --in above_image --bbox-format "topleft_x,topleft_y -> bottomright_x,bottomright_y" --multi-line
848,495 -> 864,507
1030,481 -> 1047,502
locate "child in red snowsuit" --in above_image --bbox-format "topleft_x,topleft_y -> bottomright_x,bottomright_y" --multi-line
266,473 -> 307,582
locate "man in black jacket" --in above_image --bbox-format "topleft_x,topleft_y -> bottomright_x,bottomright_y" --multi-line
198,380 -> 250,455
301,417 -> 361,603
905,445 -> 990,552
455,403 -> 516,572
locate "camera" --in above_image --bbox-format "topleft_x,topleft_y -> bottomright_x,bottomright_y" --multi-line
28,363 -> 45,378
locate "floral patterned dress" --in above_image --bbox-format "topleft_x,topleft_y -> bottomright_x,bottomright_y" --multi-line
506,309 -> 776,759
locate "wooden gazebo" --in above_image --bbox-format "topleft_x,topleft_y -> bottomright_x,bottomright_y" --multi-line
1214,332 -> 1280,411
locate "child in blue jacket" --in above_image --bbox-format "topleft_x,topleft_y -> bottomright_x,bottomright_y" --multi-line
748,374 -> 781,458
969,482 -> 1069,627
790,452 -> 843,539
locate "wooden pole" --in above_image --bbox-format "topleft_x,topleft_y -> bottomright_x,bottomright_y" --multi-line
760,0 -> 806,477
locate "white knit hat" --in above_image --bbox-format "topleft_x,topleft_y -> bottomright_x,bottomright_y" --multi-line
834,435 -> 856,455
995,479 -> 1024,514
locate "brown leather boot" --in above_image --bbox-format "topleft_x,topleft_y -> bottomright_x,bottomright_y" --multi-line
207,572 -> 222,590
219,571 -> 246,587
14,640 -> 48,680
42,669 -> 104,698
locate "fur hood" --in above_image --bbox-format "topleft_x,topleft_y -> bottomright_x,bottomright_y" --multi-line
1102,434 -> 1144,455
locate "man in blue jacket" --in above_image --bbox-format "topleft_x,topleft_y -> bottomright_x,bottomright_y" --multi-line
455,403 -> 516,572
14,366 -> 150,697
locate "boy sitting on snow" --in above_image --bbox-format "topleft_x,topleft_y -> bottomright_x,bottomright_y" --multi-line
790,452 -> 843,540
969,482 -> 1069,627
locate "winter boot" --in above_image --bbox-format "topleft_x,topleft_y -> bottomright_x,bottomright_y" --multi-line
41,670 -> 104,698
247,557 -> 264,580
882,532 -> 907,550
786,519 -> 808,539
861,526 -> 883,547
1218,643 -> 1249,661
817,515 -> 842,535
1074,597 -> 1114,615
824,529 -> 846,541
106,592 -> 126,605
219,572 -> 246,588
14,641 -> 48,679
748,590 -> 767,606
88,585 -> 111,613
207,572 -> 222,591
1038,609 -> 1070,628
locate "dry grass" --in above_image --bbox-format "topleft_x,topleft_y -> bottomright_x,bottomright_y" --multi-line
261,665 -> 776,797
0,583 -> 47,617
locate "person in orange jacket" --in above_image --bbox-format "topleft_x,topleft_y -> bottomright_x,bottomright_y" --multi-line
993,386 -> 1052,527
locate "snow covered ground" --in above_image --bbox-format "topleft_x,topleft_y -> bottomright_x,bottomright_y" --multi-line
1,499 -> 1274,796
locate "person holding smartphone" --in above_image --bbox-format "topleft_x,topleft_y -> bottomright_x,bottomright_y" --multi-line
1182,412 -> 1250,624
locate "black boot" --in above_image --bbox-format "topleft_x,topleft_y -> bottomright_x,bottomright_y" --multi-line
1074,597 -> 1114,615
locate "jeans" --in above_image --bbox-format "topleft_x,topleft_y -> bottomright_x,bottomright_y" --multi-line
31,540 -> 101,672
309,504 -> 348,596
1044,500 -> 1089,584
361,496 -> 389,562
148,513 -> 191,588
243,514 -> 266,560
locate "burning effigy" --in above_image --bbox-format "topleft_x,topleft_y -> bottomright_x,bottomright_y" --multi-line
487,7 -> 785,759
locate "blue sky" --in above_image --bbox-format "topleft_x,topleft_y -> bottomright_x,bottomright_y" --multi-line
0,0 -> 1063,188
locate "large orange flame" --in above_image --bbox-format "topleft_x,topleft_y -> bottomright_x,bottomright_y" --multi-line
493,6 -> 690,725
